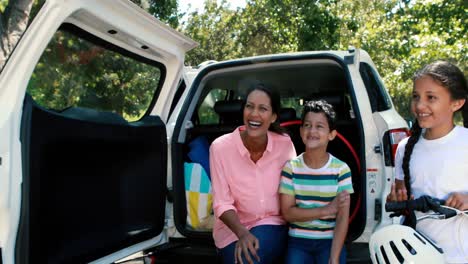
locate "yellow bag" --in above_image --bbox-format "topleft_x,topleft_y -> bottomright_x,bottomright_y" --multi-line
184,162 -> 213,230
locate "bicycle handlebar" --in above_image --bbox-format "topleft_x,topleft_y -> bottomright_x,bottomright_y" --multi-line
385,195 -> 458,219
385,196 -> 445,212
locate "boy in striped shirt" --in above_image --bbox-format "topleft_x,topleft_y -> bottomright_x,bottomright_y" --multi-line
279,100 -> 353,264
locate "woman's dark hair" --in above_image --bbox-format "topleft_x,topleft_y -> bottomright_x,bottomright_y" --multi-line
244,82 -> 285,135
402,60 -> 468,198
301,100 -> 337,131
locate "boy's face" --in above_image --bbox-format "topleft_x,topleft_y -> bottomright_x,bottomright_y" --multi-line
300,112 -> 336,151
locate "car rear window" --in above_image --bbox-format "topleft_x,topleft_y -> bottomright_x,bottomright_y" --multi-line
359,62 -> 392,112
27,23 -> 165,122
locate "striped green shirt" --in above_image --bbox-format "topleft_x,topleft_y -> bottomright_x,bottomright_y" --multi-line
279,153 -> 354,239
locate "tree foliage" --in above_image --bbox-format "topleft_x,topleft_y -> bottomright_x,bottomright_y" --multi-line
131,0 -> 181,28
0,0 -> 39,69
182,0 -> 466,121
181,0 -> 343,63
0,0 -> 465,122
334,0 -> 467,120
181,0 -> 240,65
28,29 -> 161,120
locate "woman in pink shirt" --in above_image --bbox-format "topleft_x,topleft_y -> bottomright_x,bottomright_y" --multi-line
210,83 -> 296,264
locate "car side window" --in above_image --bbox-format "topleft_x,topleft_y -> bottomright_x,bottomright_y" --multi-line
198,88 -> 228,125
27,23 -> 165,122
359,62 -> 392,112
281,97 -> 302,118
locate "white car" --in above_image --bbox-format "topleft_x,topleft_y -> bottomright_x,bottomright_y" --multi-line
0,0 -> 409,263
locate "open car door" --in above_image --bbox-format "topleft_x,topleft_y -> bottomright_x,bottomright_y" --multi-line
0,0 -> 197,263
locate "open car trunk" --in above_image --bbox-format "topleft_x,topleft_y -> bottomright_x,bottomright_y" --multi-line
167,55 -> 367,260
0,0 -> 197,263
17,96 -> 168,263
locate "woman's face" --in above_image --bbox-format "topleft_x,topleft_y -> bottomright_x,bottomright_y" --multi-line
243,89 -> 277,139
411,76 -> 464,138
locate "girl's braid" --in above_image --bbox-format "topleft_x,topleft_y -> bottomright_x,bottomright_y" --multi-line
402,121 -> 422,199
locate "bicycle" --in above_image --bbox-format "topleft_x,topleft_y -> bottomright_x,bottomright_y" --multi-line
369,195 -> 468,264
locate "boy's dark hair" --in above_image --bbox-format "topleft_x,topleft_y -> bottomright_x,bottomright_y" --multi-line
403,60 -> 468,198
244,82 -> 285,135
301,100 -> 337,131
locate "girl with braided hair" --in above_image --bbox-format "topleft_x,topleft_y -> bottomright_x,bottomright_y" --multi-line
387,60 -> 468,263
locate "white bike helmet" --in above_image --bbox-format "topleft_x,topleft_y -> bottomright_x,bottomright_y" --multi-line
369,224 -> 445,264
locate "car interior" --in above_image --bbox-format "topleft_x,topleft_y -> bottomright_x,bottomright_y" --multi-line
172,58 -> 366,246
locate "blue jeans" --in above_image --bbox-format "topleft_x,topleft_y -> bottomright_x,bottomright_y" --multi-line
285,236 -> 346,264
219,225 -> 288,264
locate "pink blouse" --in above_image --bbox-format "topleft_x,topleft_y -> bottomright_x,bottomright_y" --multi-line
209,127 -> 296,248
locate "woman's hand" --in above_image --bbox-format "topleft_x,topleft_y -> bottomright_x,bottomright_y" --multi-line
218,210 -> 260,264
234,230 -> 260,264
446,192 -> 468,210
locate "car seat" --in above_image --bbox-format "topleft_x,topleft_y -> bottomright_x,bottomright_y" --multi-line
213,99 -> 243,126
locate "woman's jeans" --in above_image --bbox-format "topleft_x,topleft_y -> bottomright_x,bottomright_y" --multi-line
285,236 -> 347,264
219,224 -> 288,264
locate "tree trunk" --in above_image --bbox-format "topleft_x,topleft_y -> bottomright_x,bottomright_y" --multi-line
0,0 -> 34,70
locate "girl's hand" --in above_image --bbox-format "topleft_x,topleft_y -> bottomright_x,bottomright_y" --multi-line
234,230 -> 260,264
386,181 -> 410,202
446,192 -> 468,210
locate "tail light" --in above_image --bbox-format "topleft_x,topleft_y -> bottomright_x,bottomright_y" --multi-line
383,128 -> 410,166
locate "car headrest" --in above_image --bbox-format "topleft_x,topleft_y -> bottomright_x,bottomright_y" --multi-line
279,108 -> 297,122
307,93 -> 342,105
214,100 -> 244,125
305,93 -> 350,120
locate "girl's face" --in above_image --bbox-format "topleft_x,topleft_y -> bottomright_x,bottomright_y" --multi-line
412,76 -> 465,139
243,89 -> 277,139
300,112 -> 336,150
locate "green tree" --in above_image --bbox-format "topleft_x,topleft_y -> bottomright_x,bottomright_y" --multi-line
148,0 -> 180,28
235,0 -> 300,56
334,0 -> 466,120
0,0 -> 39,70
182,0 -> 342,65
182,0 -> 465,122
181,0 -> 240,65
2,0 -> 465,122
131,0 -> 181,28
